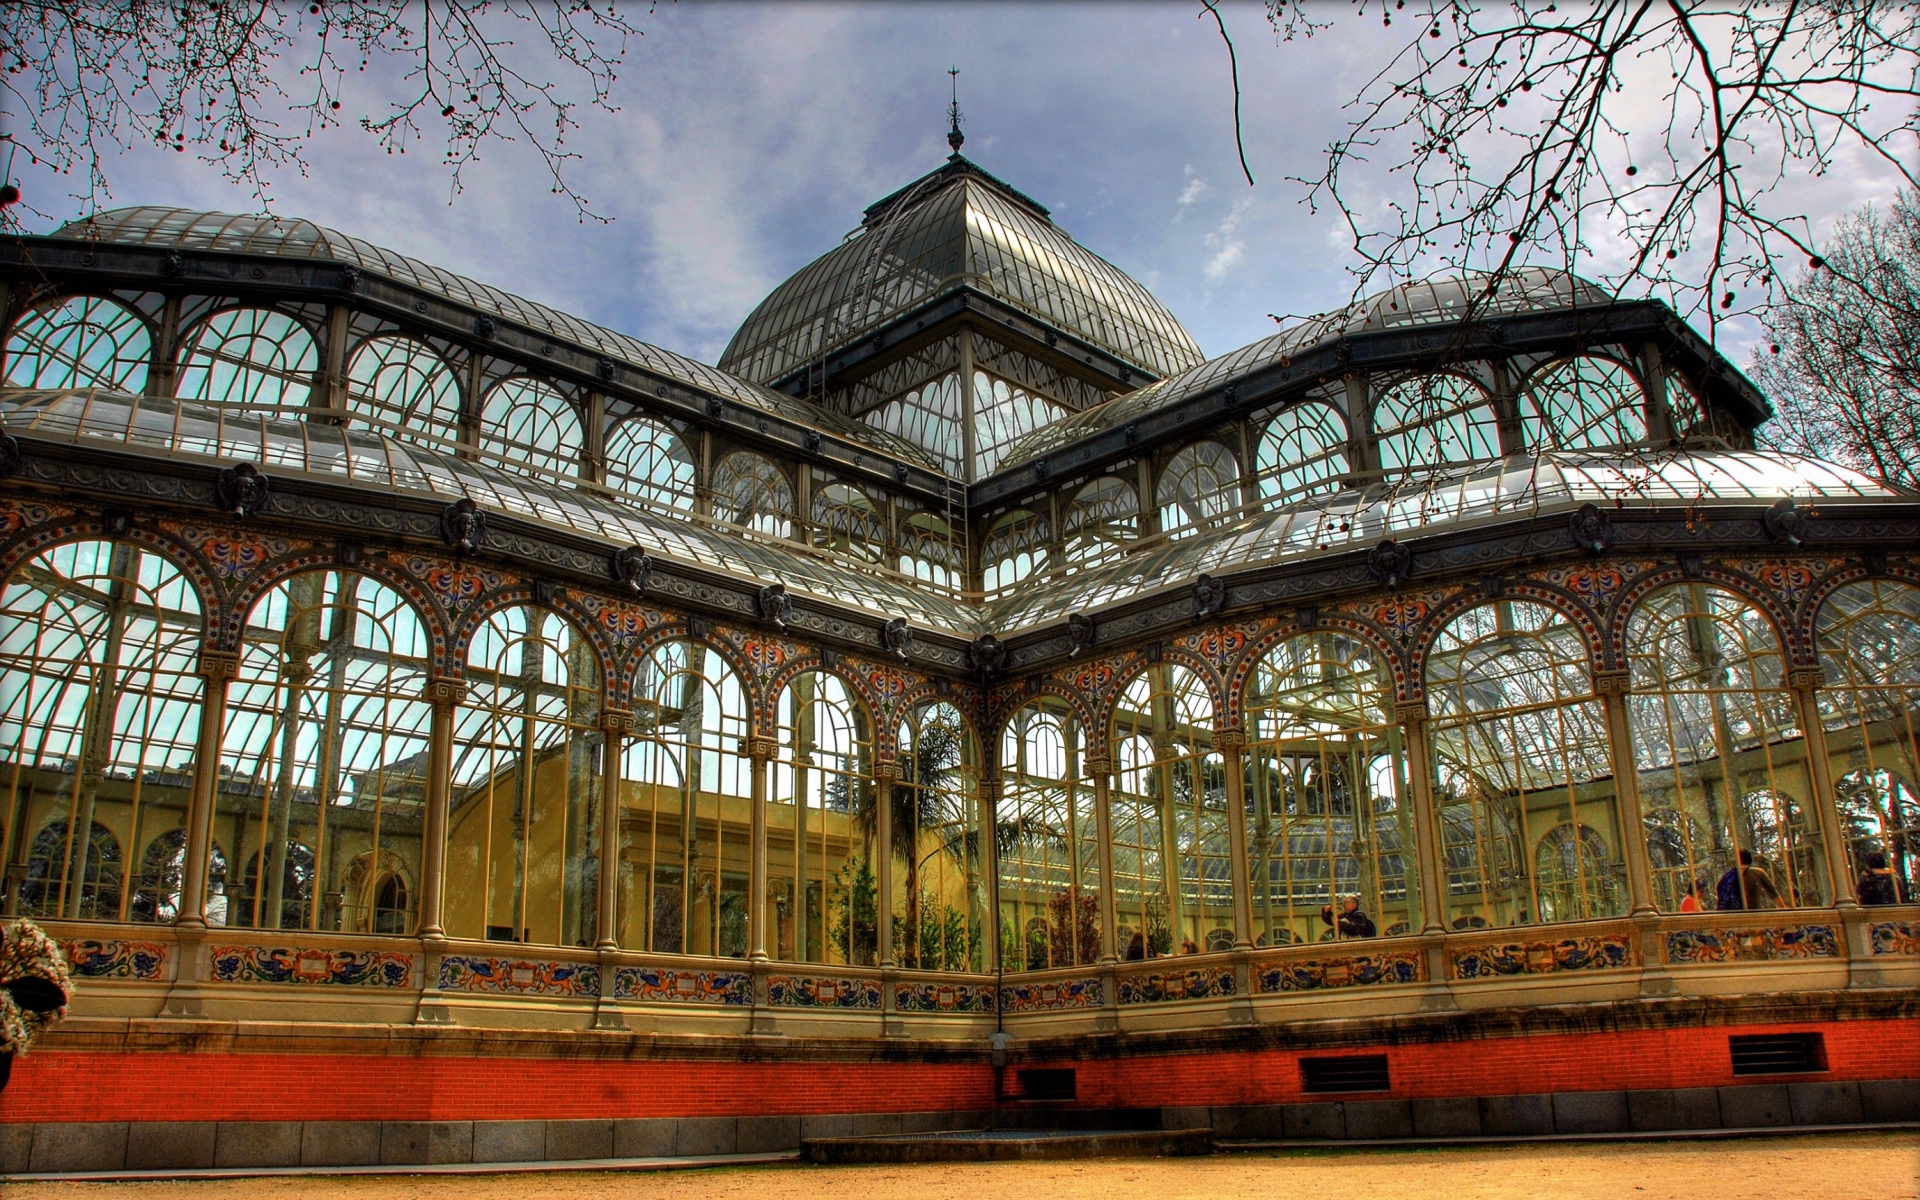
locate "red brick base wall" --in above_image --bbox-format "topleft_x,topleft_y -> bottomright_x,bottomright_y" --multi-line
6,1018 -> 1913,1125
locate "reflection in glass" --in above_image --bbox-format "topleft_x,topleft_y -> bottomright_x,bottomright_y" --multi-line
892,701 -> 986,970
479,376 -> 583,480
1374,373 -> 1498,475
1818,580 -> 1920,904
997,697 -> 1100,971
1256,402 -> 1349,502
771,671 -> 874,964
709,451 -> 794,539
605,416 -> 697,511
345,335 -> 463,449
1522,356 -> 1648,451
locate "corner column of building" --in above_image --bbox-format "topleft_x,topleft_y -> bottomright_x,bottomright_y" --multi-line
1787,668 -> 1876,978
595,710 -> 630,951
1215,727 -> 1255,950
1395,700 -> 1446,937
413,675 -> 464,1024
160,648 -> 239,1017
978,773 -> 1002,974
1088,754 -> 1118,965
748,735 -> 777,964
876,754 -> 897,969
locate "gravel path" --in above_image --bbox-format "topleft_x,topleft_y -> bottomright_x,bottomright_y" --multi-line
8,1133 -> 1916,1200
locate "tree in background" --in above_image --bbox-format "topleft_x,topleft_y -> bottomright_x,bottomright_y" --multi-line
0,0 -> 643,227
1754,192 -> 1920,490
1258,1 -> 1919,335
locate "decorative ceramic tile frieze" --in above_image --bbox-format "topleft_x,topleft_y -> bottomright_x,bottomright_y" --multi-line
893,980 -> 997,1014
1663,924 -> 1839,964
765,974 -> 882,1009
1868,921 -> 1920,956
437,955 -> 599,996
209,945 -> 414,987
1451,934 -> 1634,979
997,976 -> 1104,1013
60,938 -> 167,981
612,966 -> 752,1005
1116,965 -> 1236,1004
1257,950 -> 1422,992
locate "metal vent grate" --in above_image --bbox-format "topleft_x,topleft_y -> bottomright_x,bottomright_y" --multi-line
1300,1055 -> 1391,1094
1017,1068 -> 1077,1101
1729,1033 -> 1826,1076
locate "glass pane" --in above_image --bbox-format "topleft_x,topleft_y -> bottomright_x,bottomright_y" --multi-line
997,696 -> 1100,971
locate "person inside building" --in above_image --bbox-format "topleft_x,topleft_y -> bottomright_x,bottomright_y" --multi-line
1716,849 -> 1782,910
1321,896 -> 1377,939
1857,851 -> 1900,906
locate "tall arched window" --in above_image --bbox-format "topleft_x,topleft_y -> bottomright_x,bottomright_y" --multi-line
1426,601 -> 1625,928
131,829 -> 228,924
5,295 -> 152,392
983,509 -> 1048,594
1,540 -> 202,924
772,671 -> 874,965
176,307 -> 319,407
220,571 -> 431,933
479,377 -> 583,480
620,640 -> 751,956
1244,632 -> 1420,944
1373,373 -> 1498,474
1256,402 -> 1349,503
604,416 -> 696,511
708,451 -> 794,539
867,373 -> 962,478
973,374 -> 1067,477
1156,441 -> 1242,538
897,510 -> 959,590
1629,584 -> 1824,910
1110,666 -> 1229,957
1062,476 -> 1138,569
344,335 -> 462,448
448,606 -> 602,947
811,482 -> 887,564
997,697 -> 1099,972
1818,579 -> 1920,904
1522,356 -> 1648,451
894,701 -> 986,971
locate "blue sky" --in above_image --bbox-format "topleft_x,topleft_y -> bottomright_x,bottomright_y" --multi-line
16,2 -> 1907,369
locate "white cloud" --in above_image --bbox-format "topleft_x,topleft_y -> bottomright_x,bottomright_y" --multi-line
1204,197 -> 1252,282
1174,167 -> 1209,222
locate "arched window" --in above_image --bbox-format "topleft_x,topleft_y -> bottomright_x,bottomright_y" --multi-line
867,373 -> 962,477
20,821 -> 121,920
772,671 -> 874,964
897,510 -> 959,589
5,295 -> 151,392
1111,666 -> 1229,957
1062,476 -> 1138,570
372,873 -> 410,935
448,606 -> 602,947
1373,373 -> 1499,474
1426,601 -> 1625,928
604,416 -> 696,511
176,307 -> 318,407
708,451 -> 794,539
1156,441 -> 1242,538
1629,584 -> 1824,910
344,335 -> 462,448
1244,633 -> 1420,944
221,571 -> 431,933
997,697 -> 1099,971
973,373 -> 1067,477
810,482 -> 887,564
983,509 -> 1049,594
1522,356 -> 1648,451
1667,373 -> 1707,439
1,540 -> 203,924
479,377 -> 583,480
131,829 -> 228,924
893,701 -> 986,971
1256,402 -> 1349,502
1818,579 -> 1920,904
620,640 -> 752,956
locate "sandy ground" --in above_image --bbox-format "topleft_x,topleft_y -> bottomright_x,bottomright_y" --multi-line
5,1134 -> 1916,1200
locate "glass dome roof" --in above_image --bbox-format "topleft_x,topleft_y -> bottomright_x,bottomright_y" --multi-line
996,268 -> 1622,469
717,159 -> 1206,386
49,207 -> 942,470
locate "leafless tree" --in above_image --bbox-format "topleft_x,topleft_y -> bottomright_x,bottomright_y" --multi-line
1262,0 -> 1920,337
1754,191 -> 1920,489
0,0 -> 645,229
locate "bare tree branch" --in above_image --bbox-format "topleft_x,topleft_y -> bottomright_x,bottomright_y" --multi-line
1200,0 -> 1255,186
0,0 -> 645,228
1263,0 -> 1920,334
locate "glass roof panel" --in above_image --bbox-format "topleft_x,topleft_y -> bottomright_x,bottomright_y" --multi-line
1,388 -> 980,634
49,207 -> 940,472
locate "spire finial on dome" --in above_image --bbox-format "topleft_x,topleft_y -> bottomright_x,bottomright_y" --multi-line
946,66 -> 965,155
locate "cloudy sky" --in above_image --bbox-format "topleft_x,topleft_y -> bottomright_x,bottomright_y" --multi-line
16,2 -> 1909,368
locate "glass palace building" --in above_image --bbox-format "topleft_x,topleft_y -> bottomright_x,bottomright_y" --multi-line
0,151 -> 1914,1168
